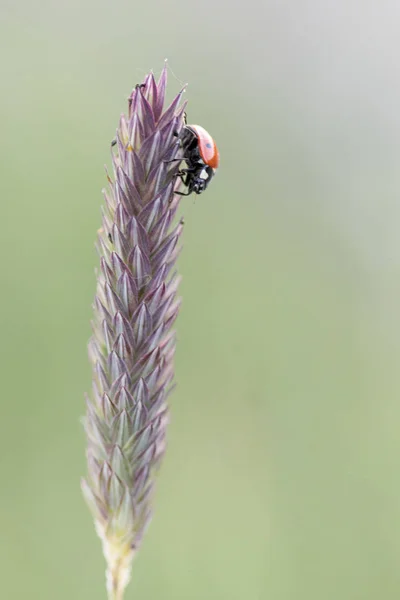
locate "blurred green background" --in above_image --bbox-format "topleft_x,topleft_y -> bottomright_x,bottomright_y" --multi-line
2,1 -> 400,598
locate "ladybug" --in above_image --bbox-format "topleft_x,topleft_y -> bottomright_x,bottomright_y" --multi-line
168,116 -> 220,196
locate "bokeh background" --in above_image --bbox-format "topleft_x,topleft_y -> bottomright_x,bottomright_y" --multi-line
2,1 -> 400,598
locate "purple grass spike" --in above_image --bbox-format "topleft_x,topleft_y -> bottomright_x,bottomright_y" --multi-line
82,65 -> 187,600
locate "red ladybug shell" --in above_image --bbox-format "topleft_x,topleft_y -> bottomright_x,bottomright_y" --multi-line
190,125 -> 220,170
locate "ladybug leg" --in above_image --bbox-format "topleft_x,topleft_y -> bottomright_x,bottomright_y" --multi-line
174,175 -> 191,195
173,172 -> 185,181
173,172 -> 191,187
164,158 -> 184,164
